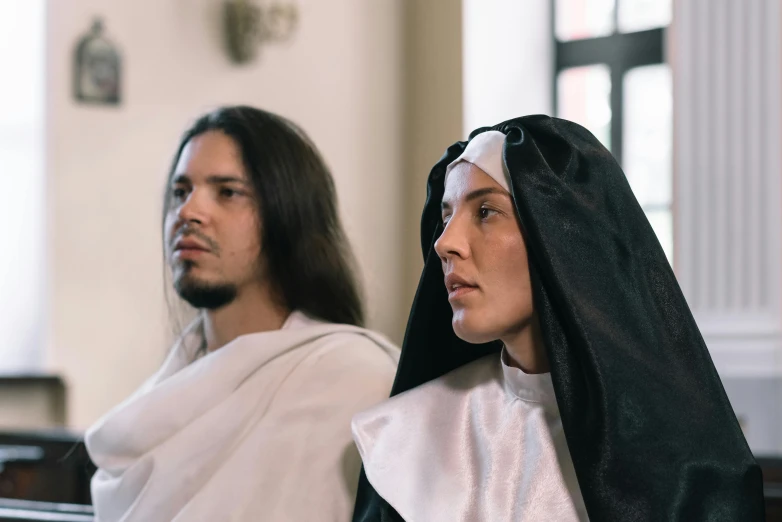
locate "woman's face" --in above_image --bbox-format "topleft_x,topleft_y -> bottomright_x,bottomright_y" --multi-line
435,162 -> 535,344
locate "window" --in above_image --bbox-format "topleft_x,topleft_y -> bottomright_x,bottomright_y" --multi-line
553,0 -> 673,262
0,0 -> 46,370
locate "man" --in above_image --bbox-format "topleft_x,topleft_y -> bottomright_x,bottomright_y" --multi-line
86,106 -> 399,522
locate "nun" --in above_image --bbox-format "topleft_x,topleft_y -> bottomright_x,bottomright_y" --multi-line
351,116 -> 764,521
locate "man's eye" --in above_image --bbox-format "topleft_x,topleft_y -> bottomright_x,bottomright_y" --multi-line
172,187 -> 187,200
220,188 -> 238,198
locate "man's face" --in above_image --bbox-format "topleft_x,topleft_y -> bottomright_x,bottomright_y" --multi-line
164,131 -> 262,309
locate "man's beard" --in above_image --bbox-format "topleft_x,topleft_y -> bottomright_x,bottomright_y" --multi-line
173,263 -> 237,310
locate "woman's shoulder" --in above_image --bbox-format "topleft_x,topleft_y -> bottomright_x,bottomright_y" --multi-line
352,353 -> 500,447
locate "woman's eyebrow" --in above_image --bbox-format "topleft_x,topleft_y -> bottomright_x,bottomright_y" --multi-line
441,187 -> 508,211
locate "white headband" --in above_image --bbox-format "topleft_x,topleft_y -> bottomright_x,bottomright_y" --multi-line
444,130 -> 510,192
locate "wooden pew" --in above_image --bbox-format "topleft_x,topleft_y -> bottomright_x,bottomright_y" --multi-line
0,428 -> 777,521
0,431 -> 93,505
0,498 -> 93,521
759,456 -> 782,522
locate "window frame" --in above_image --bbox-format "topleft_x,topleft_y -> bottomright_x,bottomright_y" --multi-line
552,1 -> 674,262
551,2 -> 665,166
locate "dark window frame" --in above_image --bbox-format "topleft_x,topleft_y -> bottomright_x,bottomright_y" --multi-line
551,2 -> 666,166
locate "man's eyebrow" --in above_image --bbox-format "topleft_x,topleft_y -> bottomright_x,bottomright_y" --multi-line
170,174 -> 249,185
441,187 -> 508,211
205,175 -> 249,185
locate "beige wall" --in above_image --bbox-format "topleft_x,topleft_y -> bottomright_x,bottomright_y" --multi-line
398,0 -> 553,311
0,382 -> 65,430
46,0 -> 404,429
401,0 -> 464,311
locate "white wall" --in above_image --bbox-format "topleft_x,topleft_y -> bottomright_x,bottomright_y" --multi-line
671,0 -> 782,452
462,0 -> 553,136
46,0 -> 404,429
0,0 -> 46,372
672,0 -> 782,379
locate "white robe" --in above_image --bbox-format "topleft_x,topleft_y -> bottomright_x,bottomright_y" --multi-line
352,350 -> 589,522
86,311 -> 399,522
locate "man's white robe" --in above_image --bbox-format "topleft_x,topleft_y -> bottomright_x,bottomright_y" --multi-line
86,312 -> 398,522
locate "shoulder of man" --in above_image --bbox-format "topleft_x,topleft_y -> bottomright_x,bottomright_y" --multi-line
303,329 -> 399,379
267,328 -> 398,408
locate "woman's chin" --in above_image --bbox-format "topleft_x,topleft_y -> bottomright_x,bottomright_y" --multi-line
452,315 -> 499,345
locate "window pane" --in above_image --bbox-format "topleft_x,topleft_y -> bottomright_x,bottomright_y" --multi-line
0,0 -> 45,371
555,0 -> 616,41
645,208 -> 673,264
0,141 -> 45,370
623,64 -> 672,207
557,64 -> 612,151
0,0 -> 45,130
618,0 -> 672,33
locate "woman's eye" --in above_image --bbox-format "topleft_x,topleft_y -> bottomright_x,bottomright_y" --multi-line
479,207 -> 497,220
172,187 -> 187,200
220,188 -> 238,198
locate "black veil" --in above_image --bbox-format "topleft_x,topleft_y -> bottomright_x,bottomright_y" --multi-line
353,115 -> 763,521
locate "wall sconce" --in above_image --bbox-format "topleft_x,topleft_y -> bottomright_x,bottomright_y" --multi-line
224,0 -> 299,64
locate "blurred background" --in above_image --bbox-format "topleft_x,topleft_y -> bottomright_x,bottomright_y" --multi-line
0,0 -> 780,510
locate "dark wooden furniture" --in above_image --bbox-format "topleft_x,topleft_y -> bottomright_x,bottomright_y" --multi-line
0,498 -> 93,521
0,429 -> 777,520
0,431 -> 93,506
760,456 -> 782,522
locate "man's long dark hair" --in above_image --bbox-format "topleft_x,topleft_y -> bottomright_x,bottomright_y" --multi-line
163,106 -> 365,327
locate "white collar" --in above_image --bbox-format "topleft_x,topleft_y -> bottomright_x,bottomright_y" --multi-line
500,347 -> 558,410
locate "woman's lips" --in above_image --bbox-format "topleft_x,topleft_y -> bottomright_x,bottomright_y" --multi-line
448,285 -> 478,301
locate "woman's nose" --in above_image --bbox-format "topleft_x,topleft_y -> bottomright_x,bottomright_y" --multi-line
434,216 -> 470,262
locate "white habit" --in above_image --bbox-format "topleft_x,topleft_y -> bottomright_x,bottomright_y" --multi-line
352,350 -> 589,522
86,311 -> 399,522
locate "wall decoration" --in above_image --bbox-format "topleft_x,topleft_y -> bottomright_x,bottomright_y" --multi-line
223,0 -> 299,65
74,18 -> 121,105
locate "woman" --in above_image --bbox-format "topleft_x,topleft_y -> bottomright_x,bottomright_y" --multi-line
351,116 -> 764,521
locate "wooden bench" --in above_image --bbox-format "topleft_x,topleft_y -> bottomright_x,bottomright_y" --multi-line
759,456 -> 782,522
0,431 -> 93,505
0,429 -> 777,520
0,498 -> 93,522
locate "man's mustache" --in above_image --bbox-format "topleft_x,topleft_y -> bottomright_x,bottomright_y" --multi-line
172,226 -> 220,254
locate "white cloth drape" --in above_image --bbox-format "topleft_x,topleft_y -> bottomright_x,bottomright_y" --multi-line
87,312 -> 399,522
